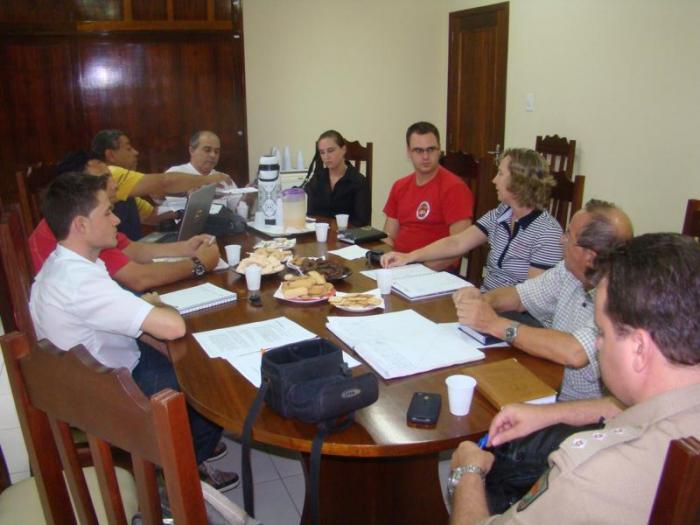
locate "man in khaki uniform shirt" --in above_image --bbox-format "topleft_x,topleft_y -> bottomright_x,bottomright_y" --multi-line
448,233 -> 700,524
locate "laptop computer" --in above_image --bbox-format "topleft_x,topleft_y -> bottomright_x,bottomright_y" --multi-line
140,184 -> 216,243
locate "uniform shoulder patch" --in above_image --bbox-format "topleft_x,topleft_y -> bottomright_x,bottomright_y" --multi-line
516,467 -> 551,512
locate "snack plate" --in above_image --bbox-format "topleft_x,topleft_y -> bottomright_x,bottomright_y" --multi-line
273,284 -> 336,304
234,263 -> 285,276
254,238 -> 297,250
329,290 -> 385,312
286,257 -> 353,282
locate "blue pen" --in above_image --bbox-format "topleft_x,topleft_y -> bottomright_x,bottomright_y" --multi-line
477,434 -> 489,449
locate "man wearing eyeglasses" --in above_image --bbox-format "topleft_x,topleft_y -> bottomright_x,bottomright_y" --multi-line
454,199 -> 633,401
383,121 -> 474,270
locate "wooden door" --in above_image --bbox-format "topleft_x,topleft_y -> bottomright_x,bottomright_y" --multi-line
446,3 -> 508,160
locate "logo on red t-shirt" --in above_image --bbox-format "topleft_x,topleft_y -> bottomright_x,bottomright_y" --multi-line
416,201 -> 431,220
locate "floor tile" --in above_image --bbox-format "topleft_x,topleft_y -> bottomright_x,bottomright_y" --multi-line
281,473 -> 306,514
226,478 -> 300,525
215,437 -> 279,484
268,446 -> 304,478
0,393 -> 20,430
0,428 -> 29,475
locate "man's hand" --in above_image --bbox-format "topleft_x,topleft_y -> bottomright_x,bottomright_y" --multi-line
380,251 -> 413,268
207,172 -> 233,186
452,286 -> 481,304
488,403 -> 558,447
195,241 -> 220,271
454,293 -> 502,333
179,234 -> 215,257
450,441 -> 495,473
141,291 -> 164,306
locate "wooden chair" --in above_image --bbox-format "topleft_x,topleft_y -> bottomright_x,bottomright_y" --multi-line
648,436 -> 700,525
0,209 -> 35,340
535,135 -> 576,180
439,152 -> 499,287
549,172 -> 585,230
0,331 -> 252,524
344,139 -> 373,216
15,161 -> 58,233
681,199 -> 700,239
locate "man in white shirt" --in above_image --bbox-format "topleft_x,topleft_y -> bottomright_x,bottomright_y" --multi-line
29,171 -> 238,491
167,130 -> 240,210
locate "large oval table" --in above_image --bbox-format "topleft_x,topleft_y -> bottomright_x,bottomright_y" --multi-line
163,222 -> 562,525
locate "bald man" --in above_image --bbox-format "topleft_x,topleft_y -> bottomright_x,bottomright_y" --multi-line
454,199 -> 634,401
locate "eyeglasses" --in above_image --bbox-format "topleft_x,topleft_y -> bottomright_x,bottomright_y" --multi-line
410,146 -> 439,156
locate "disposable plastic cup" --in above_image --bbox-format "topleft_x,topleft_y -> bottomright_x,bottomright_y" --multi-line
315,223 -> 330,242
245,265 -> 262,292
225,244 -> 241,266
375,268 -> 393,295
254,211 -> 265,228
335,214 -> 349,232
445,375 -> 477,416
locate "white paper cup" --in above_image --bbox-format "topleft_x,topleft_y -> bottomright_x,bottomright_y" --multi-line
335,213 -> 349,232
445,375 -> 477,416
254,211 -> 265,228
245,265 -> 262,292
315,223 -> 330,242
375,268 -> 393,295
225,244 -> 241,266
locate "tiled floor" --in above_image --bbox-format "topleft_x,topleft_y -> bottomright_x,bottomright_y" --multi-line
209,435 -> 454,525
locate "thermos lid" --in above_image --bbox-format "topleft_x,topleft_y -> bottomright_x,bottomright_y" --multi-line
282,188 -> 305,198
258,155 -> 279,168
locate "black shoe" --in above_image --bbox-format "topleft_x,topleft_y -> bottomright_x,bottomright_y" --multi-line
205,441 -> 228,463
199,463 -> 240,492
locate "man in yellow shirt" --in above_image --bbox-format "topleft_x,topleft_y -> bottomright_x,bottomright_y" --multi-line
91,129 -> 232,237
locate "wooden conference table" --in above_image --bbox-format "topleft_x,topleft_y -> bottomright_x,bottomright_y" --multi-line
163,222 -> 562,525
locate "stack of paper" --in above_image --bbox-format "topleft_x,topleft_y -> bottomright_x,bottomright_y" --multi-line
391,271 -> 472,301
326,310 -> 485,380
193,317 -> 360,386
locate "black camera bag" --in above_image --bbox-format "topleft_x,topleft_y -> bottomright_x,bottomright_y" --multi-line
241,338 -> 378,524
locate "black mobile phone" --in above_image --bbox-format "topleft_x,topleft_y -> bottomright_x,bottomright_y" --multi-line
365,250 -> 384,266
407,392 -> 441,427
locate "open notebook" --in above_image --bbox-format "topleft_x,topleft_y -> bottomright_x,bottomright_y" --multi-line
159,283 -> 237,314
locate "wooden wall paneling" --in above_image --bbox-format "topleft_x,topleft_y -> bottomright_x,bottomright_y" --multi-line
74,33 -> 248,182
74,0 -> 123,22
215,0 -> 232,22
173,0 -> 208,21
132,0 -> 168,21
0,37 -> 87,198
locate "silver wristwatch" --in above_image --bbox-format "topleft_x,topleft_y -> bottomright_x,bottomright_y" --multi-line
504,321 -> 521,344
447,464 -> 486,500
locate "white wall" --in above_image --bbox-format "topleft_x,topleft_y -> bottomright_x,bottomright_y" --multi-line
447,0 -> 700,233
243,0 -> 449,227
245,0 -> 700,233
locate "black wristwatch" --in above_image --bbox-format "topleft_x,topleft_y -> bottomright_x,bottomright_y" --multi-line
191,256 -> 206,277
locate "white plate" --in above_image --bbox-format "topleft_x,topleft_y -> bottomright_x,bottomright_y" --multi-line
254,238 -> 297,250
273,284 -> 335,304
329,290 -> 385,312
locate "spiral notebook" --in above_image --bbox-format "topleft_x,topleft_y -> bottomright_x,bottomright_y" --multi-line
160,283 -> 237,314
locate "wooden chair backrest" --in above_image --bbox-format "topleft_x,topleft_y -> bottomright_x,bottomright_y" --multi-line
549,172 -> 585,230
439,152 -> 499,287
681,199 -> 700,238
535,135 -> 576,180
648,436 -> 700,525
0,209 -> 35,341
1,332 -> 208,524
344,140 -> 373,216
15,162 -> 58,233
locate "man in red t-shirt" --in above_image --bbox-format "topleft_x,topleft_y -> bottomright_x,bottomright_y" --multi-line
383,122 -> 474,270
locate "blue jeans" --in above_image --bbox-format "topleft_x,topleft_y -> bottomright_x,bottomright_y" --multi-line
132,341 -> 222,465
